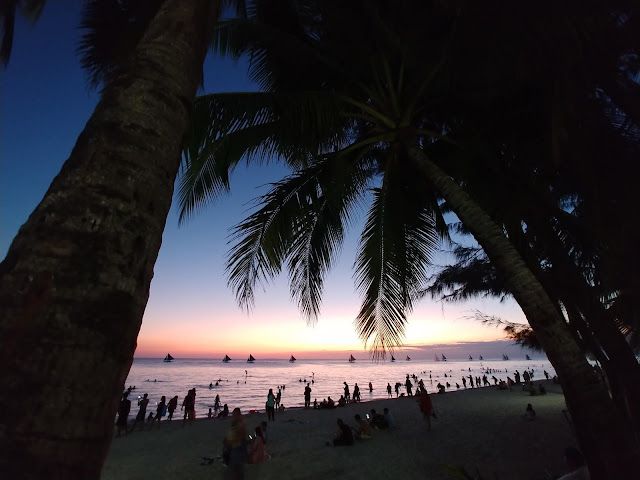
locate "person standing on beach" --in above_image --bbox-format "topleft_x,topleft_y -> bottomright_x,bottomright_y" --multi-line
387,383 -> 392,398
182,388 -> 196,426
417,390 -> 435,431
152,395 -> 166,429
167,395 -> 178,420
116,392 -> 131,437
304,383 -> 312,408
353,383 -> 360,402
266,388 -> 276,421
343,382 -> 350,401
405,375 -> 413,396
276,388 -> 281,409
132,393 -> 149,432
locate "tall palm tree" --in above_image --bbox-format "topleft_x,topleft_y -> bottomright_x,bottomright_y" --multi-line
179,1 -> 639,476
0,1 -> 222,477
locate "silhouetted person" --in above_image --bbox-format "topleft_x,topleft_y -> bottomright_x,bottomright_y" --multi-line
167,395 -> 178,420
331,418 -> 354,446
132,393 -> 149,432
304,383 -> 312,408
116,392 -> 131,437
153,395 -> 166,428
266,388 -> 276,421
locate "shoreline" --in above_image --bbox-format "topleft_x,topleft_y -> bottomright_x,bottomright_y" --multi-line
103,380 -> 577,480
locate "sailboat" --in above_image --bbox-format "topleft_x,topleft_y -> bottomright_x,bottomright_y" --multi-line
406,356 -> 411,361
348,355 -> 356,363
502,354 -> 509,360
289,355 -> 296,362
479,355 -> 483,361
391,355 -> 396,362
247,354 -> 255,363
222,355 -> 231,363
441,354 -> 447,361
525,354 -> 531,360
163,353 -> 174,363
434,354 -> 441,361
469,355 -> 473,361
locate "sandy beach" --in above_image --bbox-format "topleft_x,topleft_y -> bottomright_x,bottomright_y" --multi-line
102,381 -> 576,480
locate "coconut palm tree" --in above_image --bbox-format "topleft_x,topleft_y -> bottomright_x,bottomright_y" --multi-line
179,1 -> 639,476
0,1 -> 223,477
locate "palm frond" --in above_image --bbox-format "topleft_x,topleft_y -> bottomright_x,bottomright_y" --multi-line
1,0 -> 44,67
178,90 -> 346,222
77,0 -> 163,88
226,151 -> 375,317
354,156 -> 442,358
287,147 -> 376,322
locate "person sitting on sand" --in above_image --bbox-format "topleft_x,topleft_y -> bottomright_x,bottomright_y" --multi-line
437,383 -> 446,394
557,447 -> 590,480
383,408 -> 396,429
313,398 -> 318,409
248,425 -> 268,464
278,404 -> 285,412
338,395 -> 346,407
327,396 -> 335,408
331,418 -> 354,446
369,409 -> 387,429
353,414 -> 372,439
538,384 -> 547,395
217,403 -> 229,417
524,403 -> 536,421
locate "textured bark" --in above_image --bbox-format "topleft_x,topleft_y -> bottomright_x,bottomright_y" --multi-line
0,1 -> 215,478
407,145 -> 639,479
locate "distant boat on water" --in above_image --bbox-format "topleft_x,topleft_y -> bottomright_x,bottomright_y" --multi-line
391,355 -> 396,362
247,354 -> 255,363
441,354 -> 447,361
479,355 -> 483,360
348,355 -> 356,363
163,353 -> 174,363
526,354 -> 531,360
469,355 -> 473,360
434,354 -> 441,361
406,356 -> 411,361
289,355 -> 296,362
502,354 -> 509,360
222,355 -> 231,363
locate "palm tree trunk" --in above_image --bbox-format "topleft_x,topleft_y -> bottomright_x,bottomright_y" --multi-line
0,1 -> 216,478
407,145 -> 639,479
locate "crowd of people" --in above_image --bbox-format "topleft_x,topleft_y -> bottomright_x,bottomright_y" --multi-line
114,373 -> 587,480
115,386 -> 231,436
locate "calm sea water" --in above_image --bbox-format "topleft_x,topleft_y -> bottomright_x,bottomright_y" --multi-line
121,357 -> 555,421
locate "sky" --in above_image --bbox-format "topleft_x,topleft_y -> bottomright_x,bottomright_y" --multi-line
0,3 -> 530,360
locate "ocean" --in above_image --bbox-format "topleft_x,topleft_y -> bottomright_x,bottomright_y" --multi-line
121,357 -> 556,421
